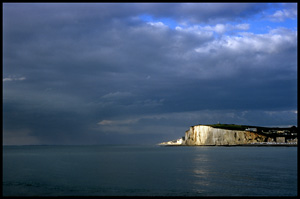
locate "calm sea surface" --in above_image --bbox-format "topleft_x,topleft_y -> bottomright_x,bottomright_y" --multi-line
2,145 -> 298,196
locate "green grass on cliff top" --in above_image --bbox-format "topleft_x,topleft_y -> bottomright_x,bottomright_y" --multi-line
206,124 -> 257,131
193,124 -> 296,132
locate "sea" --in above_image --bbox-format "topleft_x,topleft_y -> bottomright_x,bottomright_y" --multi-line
2,145 -> 298,196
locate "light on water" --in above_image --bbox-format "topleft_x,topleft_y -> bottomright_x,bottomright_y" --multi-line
3,145 -> 297,196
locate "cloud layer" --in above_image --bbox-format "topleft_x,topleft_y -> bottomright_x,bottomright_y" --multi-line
3,3 -> 297,145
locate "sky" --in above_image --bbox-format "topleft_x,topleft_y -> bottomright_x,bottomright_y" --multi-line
3,3 -> 298,145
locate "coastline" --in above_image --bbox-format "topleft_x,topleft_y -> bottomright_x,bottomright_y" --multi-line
159,124 -> 297,147
159,143 -> 298,147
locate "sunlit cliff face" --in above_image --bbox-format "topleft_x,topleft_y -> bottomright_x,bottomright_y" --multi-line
184,125 -> 266,146
159,125 -> 268,146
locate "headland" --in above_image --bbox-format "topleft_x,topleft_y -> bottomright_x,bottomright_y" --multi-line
159,124 -> 298,146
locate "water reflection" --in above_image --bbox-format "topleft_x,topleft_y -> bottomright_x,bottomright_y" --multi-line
192,153 -> 211,194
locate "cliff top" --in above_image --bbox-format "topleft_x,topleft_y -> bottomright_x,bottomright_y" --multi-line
193,123 -> 297,131
208,124 -> 252,131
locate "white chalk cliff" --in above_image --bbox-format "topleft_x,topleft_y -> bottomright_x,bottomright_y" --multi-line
159,125 -> 267,146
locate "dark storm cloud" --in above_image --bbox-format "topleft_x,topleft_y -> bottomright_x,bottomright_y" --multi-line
3,3 -> 297,145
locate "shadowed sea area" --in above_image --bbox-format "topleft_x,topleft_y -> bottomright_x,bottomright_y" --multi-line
3,145 -> 297,196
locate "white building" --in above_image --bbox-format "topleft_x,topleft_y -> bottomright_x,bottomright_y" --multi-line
245,128 -> 257,132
